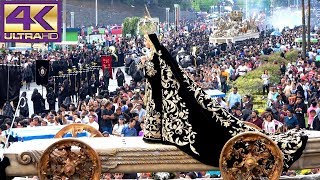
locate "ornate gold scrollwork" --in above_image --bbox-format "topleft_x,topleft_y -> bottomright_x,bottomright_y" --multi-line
38,139 -> 101,180
243,121 -> 262,131
54,124 -> 103,138
219,132 -> 283,180
17,150 -> 43,165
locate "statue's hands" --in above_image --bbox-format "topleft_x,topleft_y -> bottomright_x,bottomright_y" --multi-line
140,56 -> 148,65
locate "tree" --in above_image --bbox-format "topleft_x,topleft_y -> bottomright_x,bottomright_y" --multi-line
302,0 -> 306,60
191,0 -> 219,12
122,17 -> 140,37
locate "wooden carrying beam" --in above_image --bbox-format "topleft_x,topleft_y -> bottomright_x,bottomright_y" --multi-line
4,131 -> 320,178
5,137 -> 214,177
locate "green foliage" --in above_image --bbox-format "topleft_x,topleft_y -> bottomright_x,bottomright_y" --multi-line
232,63 -> 281,96
260,50 -> 299,64
230,62 -> 281,110
285,50 -> 299,62
191,0 -> 218,12
180,0 -> 192,10
259,52 -> 289,65
122,17 -> 140,37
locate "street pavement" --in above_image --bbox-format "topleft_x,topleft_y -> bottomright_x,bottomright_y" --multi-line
20,67 -> 132,115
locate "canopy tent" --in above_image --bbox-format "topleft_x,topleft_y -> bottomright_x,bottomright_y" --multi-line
270,31 -> 281,36
294,38 -> 318,43
204,89 -> 226,98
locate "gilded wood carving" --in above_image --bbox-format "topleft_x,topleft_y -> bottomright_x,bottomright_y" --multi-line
219,132 -> 283,180
38,139 -> 101,180
243,121 -> 262,131
54,124 -> 103,138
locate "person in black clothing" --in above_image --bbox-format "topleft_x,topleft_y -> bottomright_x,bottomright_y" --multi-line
132,69 -> 144,83
116,68 -> 125,87
79,81 -> 89,101
100,101 -> 115,134
23,63 -> 33,90
103,69 -> 111,91
293,96 -> 307,129
312,113 -> 320,131
2,101 -> 14,119
46,87 -> 56,111
31,88 -> 44,115
19,92 -> 29,118
89,75 -> 99,97
124,103 -> 135,118
58,79 -> 69,107
114,107 -> 130,123
133,113 -> 141,135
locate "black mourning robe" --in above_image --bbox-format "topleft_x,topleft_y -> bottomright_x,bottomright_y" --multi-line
143,34 -> 308,171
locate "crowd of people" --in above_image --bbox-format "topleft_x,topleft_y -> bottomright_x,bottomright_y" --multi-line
2,15 -> 320,178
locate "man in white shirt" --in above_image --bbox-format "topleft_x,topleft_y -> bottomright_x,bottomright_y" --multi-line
216,97 -> 228,109
131,103 -> 146,122
87,114 -> 99,130
236,64 -> 247,76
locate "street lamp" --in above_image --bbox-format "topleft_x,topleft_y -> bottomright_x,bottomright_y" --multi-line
95,0 -> 98,27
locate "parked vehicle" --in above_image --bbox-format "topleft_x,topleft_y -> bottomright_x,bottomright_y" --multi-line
111,26 -> 122,35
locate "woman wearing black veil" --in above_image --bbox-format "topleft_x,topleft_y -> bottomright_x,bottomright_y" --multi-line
19,92 -> 29,118
141,34 -> 308,174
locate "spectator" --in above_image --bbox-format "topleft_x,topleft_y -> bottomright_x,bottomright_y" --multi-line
101,101 -> 115,134
227,87 -> 241,110
121,119 -> 137,137
262,113 -> 283,133
87,114 -> 99,130
112,116 -> 126,137
247,110 -> 263,129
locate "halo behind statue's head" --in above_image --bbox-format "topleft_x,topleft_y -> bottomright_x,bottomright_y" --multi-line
140,5 -> 157,35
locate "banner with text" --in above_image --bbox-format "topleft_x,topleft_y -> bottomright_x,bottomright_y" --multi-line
101,55 -> 113,79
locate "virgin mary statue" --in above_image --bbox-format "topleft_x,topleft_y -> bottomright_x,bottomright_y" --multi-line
140,33 -> 308,175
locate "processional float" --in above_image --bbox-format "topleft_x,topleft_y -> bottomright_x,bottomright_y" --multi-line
2,123 -> 320,179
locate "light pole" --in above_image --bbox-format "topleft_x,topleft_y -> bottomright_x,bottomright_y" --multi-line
245,0 -> 248,19
70,12 -> 74,28
174,4 -> 180,31
63,0 -> 66,49
95,0 -> 98,27
166,8 -> 170,30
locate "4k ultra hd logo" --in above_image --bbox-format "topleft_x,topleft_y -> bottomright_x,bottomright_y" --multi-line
0,1 -> 62,42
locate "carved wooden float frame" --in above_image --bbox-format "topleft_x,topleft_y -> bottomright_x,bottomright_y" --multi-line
38,139 -> 101,180
219,132 -> 284,180
4,123 -> 293,179
54,124 -> 103,138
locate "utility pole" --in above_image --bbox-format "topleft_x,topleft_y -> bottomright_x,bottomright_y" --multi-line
245,0 -> 248,19
302,0 -> 307,60
70,12 -> 74,28
307,0 -> 311,51
95,0 -> 98,27
63,0 -> 66,49
166,8 -> 170,30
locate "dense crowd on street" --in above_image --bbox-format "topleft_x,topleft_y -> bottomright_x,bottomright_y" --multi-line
2,16 -> 320,178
